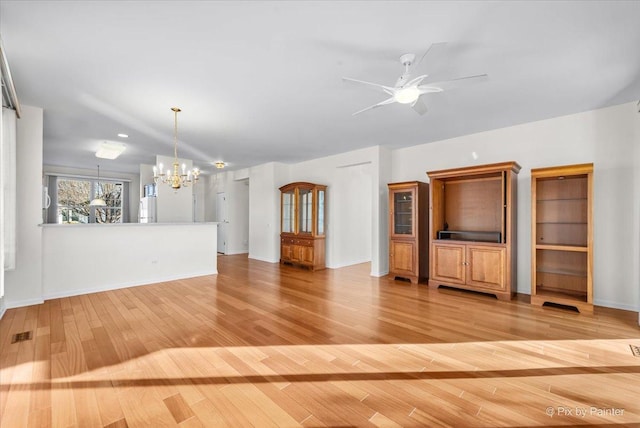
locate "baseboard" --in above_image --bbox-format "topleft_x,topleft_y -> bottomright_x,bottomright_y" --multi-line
42,270 -> 218,301
370,269 -> 389,278
248,254 -> 279,263
5,296 -> 45,310
0,297 -> 6,319
593,298 -> 639,312
223,250 -> 249,256
327,259 -> 371,269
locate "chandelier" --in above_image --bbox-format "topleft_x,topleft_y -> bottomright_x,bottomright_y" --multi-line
153,107 -> 200,189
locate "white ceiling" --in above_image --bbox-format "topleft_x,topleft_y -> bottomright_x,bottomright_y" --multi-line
1,1 -> 639,174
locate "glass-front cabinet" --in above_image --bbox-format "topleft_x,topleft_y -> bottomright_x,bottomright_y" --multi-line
388,181 -> 429,283
279,182 -> 327,270
392,190 -> 415,236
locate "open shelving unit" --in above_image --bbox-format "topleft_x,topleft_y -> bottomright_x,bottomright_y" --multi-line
531,164 -> 593,313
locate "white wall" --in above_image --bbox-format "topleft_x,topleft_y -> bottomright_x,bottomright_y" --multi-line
0,106 -> 6,316
42,223 -> 217,299
248,162 -> 289,262
288,147 -> 378,269
634,102 -> 640,323
371,146 -> 392,276
4,105 -> 44,308
392,102 -> 639,311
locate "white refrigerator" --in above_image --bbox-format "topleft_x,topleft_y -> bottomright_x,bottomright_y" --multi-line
139,196 -> 157,223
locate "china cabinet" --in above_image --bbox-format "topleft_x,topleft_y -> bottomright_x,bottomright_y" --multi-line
279,182 -> 327,270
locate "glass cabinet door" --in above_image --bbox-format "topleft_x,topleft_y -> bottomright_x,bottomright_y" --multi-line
317,189 -> 325,235
282,191 -> 295,233
299,189 -> 313,233
393,191 -> 414,235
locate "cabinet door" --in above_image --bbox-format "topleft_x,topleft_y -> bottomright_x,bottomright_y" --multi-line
282,191 -> 295,233
289,245 -> 301,262
466,245 -> 505,290
391,189 -> 416,237
301,246 -> 315,264
432,244 -> 465,284
390,240 -> 415,275
299,189 -> 313,234
316,189 -> 325,236
281,243 -> 292,261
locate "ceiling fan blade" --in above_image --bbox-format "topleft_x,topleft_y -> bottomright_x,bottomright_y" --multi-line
352,97 -> 396,116
415,42 -> 448,69
424,73 -> 488,91
417,85 -> 444,94
343,77 -> 395,95
405,74 -> 428,88
411,97 -> 428,115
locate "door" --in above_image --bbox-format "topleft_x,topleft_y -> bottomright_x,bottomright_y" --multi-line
216,192 -> 227,254
466,245 -> 506,290
432,243 -> 465,284
390,240 -> 415,276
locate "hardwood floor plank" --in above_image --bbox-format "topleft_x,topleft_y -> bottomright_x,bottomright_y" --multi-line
1,255 -> 639,427
163,393 -> 195,424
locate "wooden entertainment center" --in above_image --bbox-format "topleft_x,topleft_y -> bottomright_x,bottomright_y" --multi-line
427,162 -> 521,300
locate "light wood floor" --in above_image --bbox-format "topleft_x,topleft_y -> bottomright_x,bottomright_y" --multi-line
1,255 -> 639,427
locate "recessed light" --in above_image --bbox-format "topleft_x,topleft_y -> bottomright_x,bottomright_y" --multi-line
96,141 -> 126,159
117,133 -> 128,138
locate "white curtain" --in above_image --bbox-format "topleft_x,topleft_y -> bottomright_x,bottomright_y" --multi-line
2,107 -> 17,271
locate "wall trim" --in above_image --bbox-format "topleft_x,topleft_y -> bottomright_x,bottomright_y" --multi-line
248,254 -> 279,263
370,269 -> 389,278
224,250 -> 249,256
5,297 -> 45,310
593,298 -> 639,313
327,259 -> 371,269
0,297 -> 6,320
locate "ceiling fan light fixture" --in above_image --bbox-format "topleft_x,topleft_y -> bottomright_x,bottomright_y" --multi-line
393,87 -> 420,104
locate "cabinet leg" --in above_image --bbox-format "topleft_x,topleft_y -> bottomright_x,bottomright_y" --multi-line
495,293 -> 513,301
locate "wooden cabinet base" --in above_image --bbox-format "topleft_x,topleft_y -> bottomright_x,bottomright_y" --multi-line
390,273 -> 422,284
280,236 -> 325,271
428,279 -> 514,301
530,293 -> 593,314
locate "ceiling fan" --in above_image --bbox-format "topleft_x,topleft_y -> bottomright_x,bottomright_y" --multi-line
343,43 -> 487,116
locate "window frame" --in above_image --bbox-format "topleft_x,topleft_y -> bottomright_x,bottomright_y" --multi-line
55,176 -> 125,224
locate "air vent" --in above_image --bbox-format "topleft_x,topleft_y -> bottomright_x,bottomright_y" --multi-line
11,331 -> 32,344
630,344 -> 640,357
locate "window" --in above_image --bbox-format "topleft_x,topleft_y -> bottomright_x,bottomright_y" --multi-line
56,177 -> 124,224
